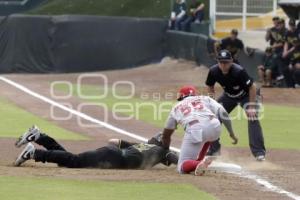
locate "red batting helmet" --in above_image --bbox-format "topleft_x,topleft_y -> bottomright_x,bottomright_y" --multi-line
177,85 -> 197,101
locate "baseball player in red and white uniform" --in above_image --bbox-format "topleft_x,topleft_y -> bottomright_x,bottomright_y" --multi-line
161,85 -> 238,175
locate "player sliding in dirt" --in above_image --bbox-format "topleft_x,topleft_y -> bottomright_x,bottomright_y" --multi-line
161,86 -> 238,175
14,126 -> 178,169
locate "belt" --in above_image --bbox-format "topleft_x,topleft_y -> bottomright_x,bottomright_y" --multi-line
188,120 -> 200,127
225,91 -> 247,99
187,116 -> 216,127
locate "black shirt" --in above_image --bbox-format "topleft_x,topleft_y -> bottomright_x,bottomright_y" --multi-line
206,63 -> 253,98
291,46 -> 300,65
284,29 -> 299,49
270,27 -> 286,54
220,37 -> 244,57
119,140 -> 170,169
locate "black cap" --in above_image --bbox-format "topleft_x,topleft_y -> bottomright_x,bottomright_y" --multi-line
217,50 -> 233,61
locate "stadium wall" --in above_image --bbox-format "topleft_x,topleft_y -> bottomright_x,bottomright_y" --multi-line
165,31 -> 263,80
0,14 -> 262,80
0,14 -> 167,73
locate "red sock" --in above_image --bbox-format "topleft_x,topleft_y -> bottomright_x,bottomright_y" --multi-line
181,160 -> 200,173
197,142 -> 211,161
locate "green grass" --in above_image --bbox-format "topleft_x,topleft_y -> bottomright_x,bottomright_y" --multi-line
0,176 -> 216,200
220,105 -> 300,150
56,83 -> 300,150
54,83 -> 174,129
28,0 -> 210,19
0,98 -> 88,140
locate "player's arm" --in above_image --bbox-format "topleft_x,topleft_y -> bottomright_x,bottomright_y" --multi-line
265,28 -> 271,42
206,69 -> 216,99
207,97 -> 238,144
161,114 -> 177,149
108,139 -> 137,149
217,107 -> 238,144
161,129 -> 174,149
196,2 -> 205,11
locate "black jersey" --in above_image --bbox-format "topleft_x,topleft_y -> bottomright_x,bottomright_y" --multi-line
284,30 -> 299,49
290,46 -> 300,65
220,37 -> 244,57
206,63 -> 253,99
120,141 -> 168,169
270,27 -> 287,54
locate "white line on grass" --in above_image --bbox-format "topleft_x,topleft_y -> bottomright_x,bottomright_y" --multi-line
0,76 -> 299,200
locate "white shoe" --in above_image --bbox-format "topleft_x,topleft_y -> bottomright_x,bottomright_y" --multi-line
14,143 -> 35,166
194,19 -> 201,24
276,75 -> 284,81
256,155 -> 265,161
194,157 -> 214,176
15,125 -> 41,148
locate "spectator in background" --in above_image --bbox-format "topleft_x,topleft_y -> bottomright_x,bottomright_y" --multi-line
170,0 -> 187,31
282,19 -> 299,87
265,16 -> 280,46
257,47 -> 277,87
288,40 -> 300,88
181,0 -> 205,32
269,18 -> 287,83
214,29 -> 244,64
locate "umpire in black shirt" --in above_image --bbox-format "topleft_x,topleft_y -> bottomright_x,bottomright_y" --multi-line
205,50 -> 266,161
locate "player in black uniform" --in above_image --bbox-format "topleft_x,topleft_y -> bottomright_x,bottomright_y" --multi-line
268,18 -> 287,82
214,29 -> 244,64
289,43 -> 300,87
282,19 -> 299,87
205,50 -> 266,161
265,16 -> 280,46
14,126 -> 178,169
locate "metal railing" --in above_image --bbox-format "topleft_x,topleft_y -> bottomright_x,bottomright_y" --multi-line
210,0 -> 278,31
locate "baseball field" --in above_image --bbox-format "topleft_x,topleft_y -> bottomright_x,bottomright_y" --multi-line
0,58 -> 299,200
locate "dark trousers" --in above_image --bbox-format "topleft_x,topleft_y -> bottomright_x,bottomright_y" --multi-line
34,134 -> 125,168
182,10 -> 204,32
210,93 -> 266,157
170,15 -> 187,31
294,69 -> 300,84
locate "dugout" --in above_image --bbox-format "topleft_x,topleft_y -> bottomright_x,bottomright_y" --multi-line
278,0 -> 300,19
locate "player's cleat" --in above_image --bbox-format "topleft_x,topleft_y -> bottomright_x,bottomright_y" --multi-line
14,143 -> 35,166
255,155 -> 265,162
15,125 -> 41,148
194,157 -> 214,176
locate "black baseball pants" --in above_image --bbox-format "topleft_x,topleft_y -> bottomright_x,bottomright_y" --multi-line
209,93 -> 266,157
34,134 -> 126,168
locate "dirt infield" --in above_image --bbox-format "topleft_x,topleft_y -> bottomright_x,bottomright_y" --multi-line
0,59 -> 300,200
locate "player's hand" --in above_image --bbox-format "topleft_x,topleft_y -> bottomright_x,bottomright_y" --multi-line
230,134 -> 238,145
246,108 -> 257,121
